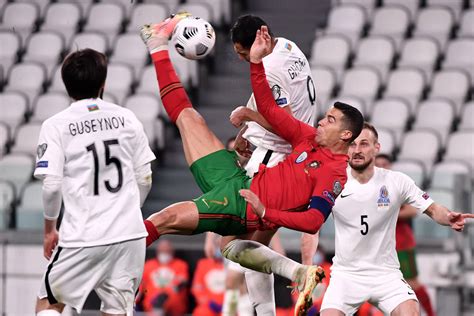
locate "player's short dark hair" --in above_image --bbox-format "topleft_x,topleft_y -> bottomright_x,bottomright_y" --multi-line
333,102 -> 364,143
61,49 -> 107,101
230,14 -> 274,49
363,121 -> 378,142
376,153 -> 393,162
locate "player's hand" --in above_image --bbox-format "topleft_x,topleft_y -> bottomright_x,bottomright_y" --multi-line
240,189 -> 265,218
249,25 -> 272,63
43,229 -> 59,260
234,133 -> 252,158
448,211 -> 474,232
230,106 -> 250,128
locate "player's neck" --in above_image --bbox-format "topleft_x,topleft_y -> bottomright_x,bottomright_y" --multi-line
351,166 -> 375,184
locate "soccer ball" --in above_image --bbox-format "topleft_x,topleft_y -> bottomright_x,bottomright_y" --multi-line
171,16 -> 216,60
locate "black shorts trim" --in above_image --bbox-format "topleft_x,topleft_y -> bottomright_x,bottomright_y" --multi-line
45,246 -> 63,304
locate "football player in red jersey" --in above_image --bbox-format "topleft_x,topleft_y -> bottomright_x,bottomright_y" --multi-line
140,16 -> 364,314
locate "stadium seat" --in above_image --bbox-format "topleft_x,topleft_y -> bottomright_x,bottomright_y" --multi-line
30,93 -> 69,123
430,161 -> 472,192
339,67 -> 381,110
384,67 -> 426,114
103,92 -> 118,105
56,0 -> 94,19
377,127 -> 396,155
142,0 -> 181,13
69,32 -> 108,54
124,93 -> 165,149
442,39 -> 474,86
0,180 -> 15,229
0,2 -> 39,47
412,98 -> 455,146
324,4 -> 366,49
4,62 -> 46,106
413,7 -> 454,50
429,69 -> 470,116
383,0 -> 419,22
444,131 -> 474,170
309,35 -> 351,82
0,122 -> 10,158
426,0 -> 463,20
397,37 -> 439,82
0,153 -> 34,195
110,33 -> 149,79
187,0 -> 225,26
371,98 -> 410,143
0,92 -> 28,133
326,96 -> 366,119
398,130 -> 441,173
104,63 -> 134,104
15,0 -> 50,17
353,36 -> 396,82
339,0 -> 376,17
127,3 -> 168,33
83,3 -> 124,46
41,2 -> 81,44
136,65 -> 159,95
0,31 -> 20,76
22,31 -> 65,77
10,123 -> 42,156
414,212 -> 452,241
369,5 -> 410,51
48,66 -> 65,94
16,181 -> 43,230
459,101 -> 474,131
101,0 -> 136,18
392,159 -> 426,187
459,9 -> 474,38
169,48 -> 198,88
176,3 -> 214,24
311,67 -> 337,110
427,189 -> 456,210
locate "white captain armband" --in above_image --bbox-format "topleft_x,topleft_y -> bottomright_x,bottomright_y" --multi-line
135,163 -> 152,207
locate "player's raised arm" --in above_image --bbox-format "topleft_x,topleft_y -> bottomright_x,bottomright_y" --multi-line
424,203 -> 474,232
248,26 -> 315,147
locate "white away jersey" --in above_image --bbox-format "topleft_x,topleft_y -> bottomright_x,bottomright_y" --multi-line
244,37 -> 316,154
34,98 -> 156,248
330,167 -> 434,275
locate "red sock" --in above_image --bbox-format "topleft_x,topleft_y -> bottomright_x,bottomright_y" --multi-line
151,50 -> 192,123
415,286 -> 436,316
144,219 -> 160,247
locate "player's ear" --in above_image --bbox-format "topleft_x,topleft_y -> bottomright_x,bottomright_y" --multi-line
340,129 -> 352,142
374,141 -> 381,153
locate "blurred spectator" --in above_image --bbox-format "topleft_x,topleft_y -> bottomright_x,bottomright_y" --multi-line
139,240 -> 189,315
192,250 -> 226,316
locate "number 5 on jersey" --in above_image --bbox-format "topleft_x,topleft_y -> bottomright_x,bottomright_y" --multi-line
86,139 -> 123,195
360,215 -> 369,235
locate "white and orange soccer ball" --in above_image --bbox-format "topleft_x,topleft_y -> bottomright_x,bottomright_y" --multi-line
171,16 -> 216,60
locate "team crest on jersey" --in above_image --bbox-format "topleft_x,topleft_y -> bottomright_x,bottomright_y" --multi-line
377,185 -> 390,207
295,151 -> 308,163
37,143 -> 47,159
333,181 -> 342,196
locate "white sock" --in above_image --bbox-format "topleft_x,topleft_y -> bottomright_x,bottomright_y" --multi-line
222,289 -> 239,316
222,239 -> 302,281
238,292 -> 255,316
245,270 -> 275,315
37,310 -> 61,316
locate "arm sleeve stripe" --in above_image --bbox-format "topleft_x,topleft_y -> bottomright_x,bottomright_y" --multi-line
309,196 -> 332,220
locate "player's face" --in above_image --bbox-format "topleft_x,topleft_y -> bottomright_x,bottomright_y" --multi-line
375,157 -> 391,169
316,107 -> 349,146
348,128 -> 380,171
233,43 -> 251,62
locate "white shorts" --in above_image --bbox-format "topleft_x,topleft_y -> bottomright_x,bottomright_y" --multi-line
245,146 -> 287,177
320,271 -> 418,315
38,238 -> 146,314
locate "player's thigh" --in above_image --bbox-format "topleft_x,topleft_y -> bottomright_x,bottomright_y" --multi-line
397,248 -> 419,280
38,247 -> 109,313
321,309 -> 345,316
96,238 -> 146,315
390,299 -> 419,316
320,272 -> 367,315
375,275 -> 419,315
190,148 -> 248,193
147,201 -> 199,235
176,108 -> 225,165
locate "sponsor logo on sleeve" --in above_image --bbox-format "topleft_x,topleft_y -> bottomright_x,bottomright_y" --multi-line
295,151 -> 308,163
36,161 -> 48,168
275,97 -> 288,105
37,143 -> 48,159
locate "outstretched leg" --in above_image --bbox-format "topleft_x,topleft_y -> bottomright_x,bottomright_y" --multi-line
141,17 -> 224,166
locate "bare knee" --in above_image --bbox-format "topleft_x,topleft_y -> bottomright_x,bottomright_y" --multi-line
177,108 -> 206,128
35,298 -> 64,314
